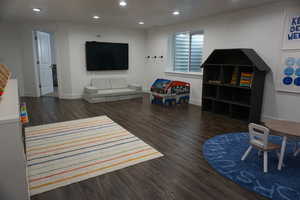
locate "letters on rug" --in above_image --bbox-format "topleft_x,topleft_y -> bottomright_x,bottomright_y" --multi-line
203,132 -> 300,200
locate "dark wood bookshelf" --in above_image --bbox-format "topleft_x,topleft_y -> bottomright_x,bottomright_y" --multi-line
201,49 -> 270,123
204,82 -> 251,90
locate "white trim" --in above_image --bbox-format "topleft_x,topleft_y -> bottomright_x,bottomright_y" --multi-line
260,114 -> 300,123
165,71 -> 203,79
261,115 -> 279,122
32,31 -> 41,97
172,31 -> 205,73
33,30 -> 61,98
23,92 -> 39,97
144,91 -> 289,121
190,99 -> 201,106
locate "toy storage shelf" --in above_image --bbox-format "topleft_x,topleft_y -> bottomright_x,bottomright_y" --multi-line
0,79 -> 29,199
201,49 -> 270,123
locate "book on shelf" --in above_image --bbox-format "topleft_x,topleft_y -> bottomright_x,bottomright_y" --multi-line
239,72 -> 253,87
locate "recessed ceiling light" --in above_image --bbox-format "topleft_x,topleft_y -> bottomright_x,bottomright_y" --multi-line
173,11 -> 180,15
119,1 -> 127,7
32,8 -> 41,13
139,21 -> 144,25
93,15 -> 100,19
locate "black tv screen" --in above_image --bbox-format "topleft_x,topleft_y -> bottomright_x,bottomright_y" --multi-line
85,41 -> 128,71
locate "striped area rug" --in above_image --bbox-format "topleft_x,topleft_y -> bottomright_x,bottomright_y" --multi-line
25,116 -> 163,196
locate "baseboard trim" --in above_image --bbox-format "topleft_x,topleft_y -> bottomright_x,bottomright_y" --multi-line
40,91 -> 284,122
260,115 -> 291,122
23,93 -> 38,97
190,99 -> 201,106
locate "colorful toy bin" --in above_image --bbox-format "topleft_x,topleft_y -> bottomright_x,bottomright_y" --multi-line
150,79 -> 190,106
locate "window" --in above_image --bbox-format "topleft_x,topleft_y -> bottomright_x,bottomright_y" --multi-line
173,32 -> 204,73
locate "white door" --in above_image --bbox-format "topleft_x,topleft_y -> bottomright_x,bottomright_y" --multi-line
36,31 -> 54,95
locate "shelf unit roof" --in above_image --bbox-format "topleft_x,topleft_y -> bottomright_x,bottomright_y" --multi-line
201,48 -> 271,72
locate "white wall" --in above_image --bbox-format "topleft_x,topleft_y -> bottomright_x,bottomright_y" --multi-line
15,22 -> 145,98
0,23 -> 24,95
19,23 -> 70,97
66,24 -> 146,98
144,31 -> 203,105
144,0 -> 300,121
1,0 -> 300,121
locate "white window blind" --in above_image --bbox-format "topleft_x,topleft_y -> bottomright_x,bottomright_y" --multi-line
174,32 -> 204,72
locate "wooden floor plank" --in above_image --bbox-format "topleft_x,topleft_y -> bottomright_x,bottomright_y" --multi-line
22,95 -> 267,200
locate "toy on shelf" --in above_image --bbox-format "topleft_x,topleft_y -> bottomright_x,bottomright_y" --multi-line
20,102 -> 29,124
208,80 -> 221,84
150,79 -> 190,106
230,67 -> 239,85
239,72 -> 253,87
0,64 -> 11,97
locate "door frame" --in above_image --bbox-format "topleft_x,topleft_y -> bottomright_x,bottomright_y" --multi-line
33,30 -> 61,98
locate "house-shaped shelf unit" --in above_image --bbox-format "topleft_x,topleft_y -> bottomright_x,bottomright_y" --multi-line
201,49 -> 270,123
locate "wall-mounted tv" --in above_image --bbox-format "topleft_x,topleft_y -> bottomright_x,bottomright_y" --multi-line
85,41 -> 128,71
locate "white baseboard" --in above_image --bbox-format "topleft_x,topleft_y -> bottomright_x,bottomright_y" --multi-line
190,99 -> 201,106
22,93 -> 39,97
25,90 -> 283,122
260,115 -> 288,122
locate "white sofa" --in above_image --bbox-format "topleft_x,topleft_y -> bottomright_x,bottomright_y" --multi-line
83,78 -> 143,103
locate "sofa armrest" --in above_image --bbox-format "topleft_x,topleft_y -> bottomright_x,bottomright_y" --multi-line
128,84 -> 142,91
85,86 -> 98,94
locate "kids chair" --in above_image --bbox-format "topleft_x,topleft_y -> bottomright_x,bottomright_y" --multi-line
241,123 -> 281,173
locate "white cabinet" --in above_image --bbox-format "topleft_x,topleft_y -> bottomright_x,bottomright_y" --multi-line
0,79 -> 29,200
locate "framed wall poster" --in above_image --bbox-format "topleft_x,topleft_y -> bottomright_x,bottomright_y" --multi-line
282,7 -> 300,50
276,51 -> 300,93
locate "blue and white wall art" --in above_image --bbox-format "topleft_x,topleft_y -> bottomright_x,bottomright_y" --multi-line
277,51 -> 300,93
282,8 -> 300,50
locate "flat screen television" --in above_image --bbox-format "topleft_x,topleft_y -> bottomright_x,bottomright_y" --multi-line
85,41 -> 129,71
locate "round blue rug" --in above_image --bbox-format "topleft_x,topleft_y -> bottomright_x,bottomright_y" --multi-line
203,133 -> 300,200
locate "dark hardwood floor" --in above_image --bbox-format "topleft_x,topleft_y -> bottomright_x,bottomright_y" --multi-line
22,95 -> 267,200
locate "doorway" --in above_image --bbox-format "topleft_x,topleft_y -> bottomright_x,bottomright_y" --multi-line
34,30 -> 58,97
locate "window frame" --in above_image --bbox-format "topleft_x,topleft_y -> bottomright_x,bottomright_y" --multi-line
172,31 -> 204,73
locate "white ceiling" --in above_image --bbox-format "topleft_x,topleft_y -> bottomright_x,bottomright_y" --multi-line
0,0 -> 282,28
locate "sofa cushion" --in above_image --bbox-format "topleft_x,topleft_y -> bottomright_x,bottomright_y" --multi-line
110,78 -> 128,89
85,86 -> 98,94
97,88 -> 138,96
91,79 -> 111,90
